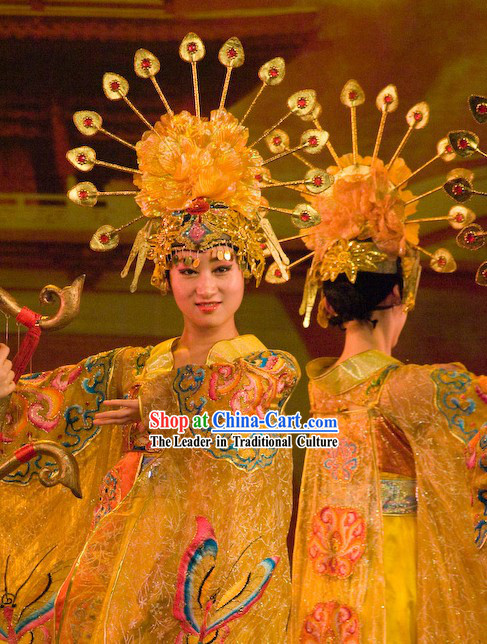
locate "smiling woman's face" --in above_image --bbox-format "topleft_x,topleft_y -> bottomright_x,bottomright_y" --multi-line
168,247 -> 245,330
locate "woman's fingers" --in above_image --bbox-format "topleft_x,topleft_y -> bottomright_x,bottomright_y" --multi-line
94,398 -> 141,426
102,399 -> 139,407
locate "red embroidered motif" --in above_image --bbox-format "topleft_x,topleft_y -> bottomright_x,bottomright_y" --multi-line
301,601 -> 360,643
308,506 -> 366,579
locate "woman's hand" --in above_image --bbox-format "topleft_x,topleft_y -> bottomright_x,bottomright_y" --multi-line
94,399 -> 141,426
0,343 -> 15,399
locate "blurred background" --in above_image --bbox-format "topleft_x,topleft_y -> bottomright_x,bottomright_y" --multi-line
1,0 -> 486,508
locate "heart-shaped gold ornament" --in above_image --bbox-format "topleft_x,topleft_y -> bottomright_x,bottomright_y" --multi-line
443,176 -> 473,203
430,248 -> 457,273
67,181 -> 98,207
73,111 -> 102,136
179,33 -> 205,63
475,261 -> 487,286
265,129 -> 289,154
103,73 -> 129,100
340,80 -> 365,107
456,224 -> 485,251
469,95 -> 487,124
66,146 -> 96,172
90,225 -> 120,252
447,206 -> 476,230
406,102 -> 429,129
304,169 -> 333,194
301,129 -> 329,154
287,90 -> 317,117
265,261 -> 289,284
258,58 -> 285,86
436,137 -> 456,162
376,84 -> 398,113
448,130 -> 479,158
134,49 -> 160,78
218,37 -> 245,68
292,204 -> 320,228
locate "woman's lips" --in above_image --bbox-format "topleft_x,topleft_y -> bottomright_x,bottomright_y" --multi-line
195,302 -> 221,313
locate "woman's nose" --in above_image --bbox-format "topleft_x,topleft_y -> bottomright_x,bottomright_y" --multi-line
195,270 -> 218,297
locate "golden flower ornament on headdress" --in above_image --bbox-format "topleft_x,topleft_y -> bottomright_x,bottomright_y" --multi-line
67,34 -> 331,294
262,78 -> 483,326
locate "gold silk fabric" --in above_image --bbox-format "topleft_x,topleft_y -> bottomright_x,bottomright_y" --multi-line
56,335 -> 299,642
0,346 -> 149,642
291,350 -> 487,643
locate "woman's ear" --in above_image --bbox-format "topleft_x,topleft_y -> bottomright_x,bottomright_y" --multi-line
382,285 -> 402,307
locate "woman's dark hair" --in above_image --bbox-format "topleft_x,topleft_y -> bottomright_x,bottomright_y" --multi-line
322,261 -> 403,329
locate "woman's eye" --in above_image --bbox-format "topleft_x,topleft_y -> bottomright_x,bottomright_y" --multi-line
214,264 -> 232,274
179,268 -> 197,275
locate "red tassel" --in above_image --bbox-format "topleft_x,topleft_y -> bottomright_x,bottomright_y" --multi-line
12,307 -> 42,382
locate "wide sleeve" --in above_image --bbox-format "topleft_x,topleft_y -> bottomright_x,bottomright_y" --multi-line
380,363 -> 487,547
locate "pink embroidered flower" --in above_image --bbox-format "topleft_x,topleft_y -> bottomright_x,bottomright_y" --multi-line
308,506 -> 366,579
301,601 -> 360,643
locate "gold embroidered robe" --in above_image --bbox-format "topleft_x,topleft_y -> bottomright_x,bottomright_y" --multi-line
55,335 -> 299,643
291,350 -> 487,644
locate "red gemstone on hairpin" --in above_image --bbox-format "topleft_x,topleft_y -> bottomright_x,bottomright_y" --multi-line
83,117 -> 93,128
348,90 -> 358,100
384,94 -> 393,104
141,58 -> 152,69
455,213 -> 464,223
477,103 -> 487,114
100,233 -> 110,244
308,136 -> 318,146
187,197 -> 210,215
437,256 -> 446,267
300,212 -> 310,222
255,174 -> 263,182
78,190 -> 88,200
413,111 -> 423,122
77,154 -> 87,165
260,243 -> 267,250
458,138 -> 469,149
466,232 -> 477,244
482,267 -> 487,277
453,184 -> 465,196
227,47 -> 237,59
273,136 -> 282,146
297,97 -> 307,108
275,268 -> 282,278
269,67 -> 279,78
446,144 -> 453,153
313,176 -> 323,186
110,81 -> 120,91
187,42 -> 197,53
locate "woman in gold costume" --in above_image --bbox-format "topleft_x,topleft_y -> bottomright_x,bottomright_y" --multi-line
287,81 -> 487,643
0,36 -> 304,643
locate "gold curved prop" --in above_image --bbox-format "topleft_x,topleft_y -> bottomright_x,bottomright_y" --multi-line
0,440 -> 82,498
0,275 -> 85,331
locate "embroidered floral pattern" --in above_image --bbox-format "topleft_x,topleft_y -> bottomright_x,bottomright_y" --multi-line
323,440 -> 359,481
308,506 -> 366,579
300,601 -> 360,643
431,368 -> 478,443
92,471 -> 122,528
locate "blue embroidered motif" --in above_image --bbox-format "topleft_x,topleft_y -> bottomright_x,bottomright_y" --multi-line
431,368 -> 478,443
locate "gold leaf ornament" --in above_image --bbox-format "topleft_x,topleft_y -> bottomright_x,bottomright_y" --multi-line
292,204 -> 320,228
340,80 -> 365,107
102,73 -> 129,100
301,129 -> 329,154
265,261 -> 289,284
475,261 -> 487,286
304,169 -> 333,194
469,95 -> 487,124
218,37 -> 245,68
265,129 -> 290,154
447,205 -> 476,230
66,146 -> 96,172
437,137 -> 457,162
456,224 -> 485,251
447,130 -> 479,158
179,33 -> 206,62
67,181 -> 98,207
287,90 -> 317,117
73,111 -> 102,136
430,248 -> 457,273
376,84 -> 398,112
258,57 -> 285,86
300,103 -> 322,122
134,49 -> 161,78
443,176 -> 473,203
406,102 -> 429,129
90,225 -> 120,251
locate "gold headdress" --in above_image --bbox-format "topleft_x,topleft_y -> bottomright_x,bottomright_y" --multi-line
67,35 -> 327,294
265,79 -> 479,327
446,95 -> 487,286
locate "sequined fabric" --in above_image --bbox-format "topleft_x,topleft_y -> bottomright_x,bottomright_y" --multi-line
291,350 -> 487,643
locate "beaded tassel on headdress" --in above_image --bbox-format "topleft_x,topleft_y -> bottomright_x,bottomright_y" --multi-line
67,34 -> 335,294
263,79 -> 481,326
